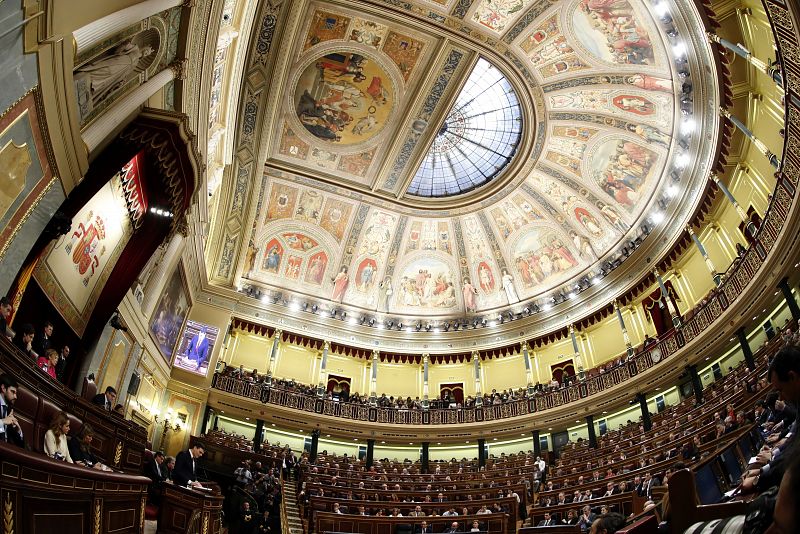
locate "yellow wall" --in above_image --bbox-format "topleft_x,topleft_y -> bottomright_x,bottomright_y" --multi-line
429,362 -> 472,397
376,362 -> 421,399
274,343 -> 317,384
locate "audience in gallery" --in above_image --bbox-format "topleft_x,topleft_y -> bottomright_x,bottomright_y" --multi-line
43,410 -> 73,463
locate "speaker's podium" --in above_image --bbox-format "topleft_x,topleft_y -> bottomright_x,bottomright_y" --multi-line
157,481 -> 223,534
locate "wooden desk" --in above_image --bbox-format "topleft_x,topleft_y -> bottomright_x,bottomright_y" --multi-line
0,442 -> 149,534
519,527 -> 580,534
315,511 -> 510,534
157,483 -> 224,534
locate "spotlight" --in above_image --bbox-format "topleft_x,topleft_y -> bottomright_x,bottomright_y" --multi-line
681,118 -> 695,135
650,212 -> 665,224
311,304 -> 319,313
368,318 -> 375,327
443,322 -> 451,332
480,318 -> 488,327
453,323 -> 460,331
360,316 -> 367,324
672,42 -> 686,57
302,302 -> 309,311
340,311 -> 347,320
522,307 -> 531,315
397,322 -> 403,330
415,322 -> 422,331
425,323 -> 432,331
387,320 -> 394,328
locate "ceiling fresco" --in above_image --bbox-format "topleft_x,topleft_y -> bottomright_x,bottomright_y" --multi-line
207,0 -> 719,325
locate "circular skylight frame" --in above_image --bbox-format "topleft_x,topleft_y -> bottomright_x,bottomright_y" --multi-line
407,58 -> 523,198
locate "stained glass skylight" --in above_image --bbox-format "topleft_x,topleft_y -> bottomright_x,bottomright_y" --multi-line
407,58 -> 522,198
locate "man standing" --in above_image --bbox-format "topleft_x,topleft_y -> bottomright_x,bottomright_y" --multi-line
33,321 -> 53,357
56,345 -> 70,383
174,443 -> 205,488
0,374 -> 25,447
92,386 -> 117,411
144,451 -> 167,503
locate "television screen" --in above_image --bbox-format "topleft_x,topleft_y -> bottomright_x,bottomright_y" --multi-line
172,320 -> 220,377
695,463 -> 722,504
720,448 -> 742,483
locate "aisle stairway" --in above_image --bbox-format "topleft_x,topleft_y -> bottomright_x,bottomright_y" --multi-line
283,480 -> 306,534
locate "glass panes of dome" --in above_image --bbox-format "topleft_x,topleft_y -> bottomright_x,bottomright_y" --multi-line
407,58 -> 522,198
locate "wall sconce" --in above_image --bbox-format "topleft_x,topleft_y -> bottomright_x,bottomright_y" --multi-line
154,408 -> 182,450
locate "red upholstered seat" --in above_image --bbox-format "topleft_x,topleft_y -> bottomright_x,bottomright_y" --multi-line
145,503 -> 159,520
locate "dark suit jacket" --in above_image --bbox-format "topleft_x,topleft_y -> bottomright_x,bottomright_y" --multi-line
186,335 -> 211,366
92,393 -> 111,411
0,420 -> 25,448
13,337 -> 35,358
173,450 -> 197,486
68,436 -> 98,466
144,459 -> 167,485
55,356 -> 68,383
33,334 -> 51,358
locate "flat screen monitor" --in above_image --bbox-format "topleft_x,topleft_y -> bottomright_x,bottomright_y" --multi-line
720,448 -> 743,483
695,463 -> 723,504
738,435 -> 754,460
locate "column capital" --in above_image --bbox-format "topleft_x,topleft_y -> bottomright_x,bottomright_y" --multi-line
719,107 -> 732,119
169,58 -> 189,80
273,329 -> 283,339
471,350 -> 480,360
613,299 -> 620,310
706,31 -> 721,44
322,340 -> 330,350
372,349 -> 380,359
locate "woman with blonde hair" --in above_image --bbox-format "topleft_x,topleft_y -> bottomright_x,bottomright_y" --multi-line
44,411 -> 73,463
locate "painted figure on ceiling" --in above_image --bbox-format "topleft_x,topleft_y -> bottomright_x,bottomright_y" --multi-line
331,266 -> 349,302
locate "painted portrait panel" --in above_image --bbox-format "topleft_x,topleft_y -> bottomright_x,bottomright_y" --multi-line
0,91 -> 54,261
348,18 -> 389,49
294,50 -> 395,145
319,198 -> 354,241
382,31 -> 425,81
394,257 -> 458,310
265,182 -> 299,222
472,0 -> 535,33
304,10 -> 351,51
283,232 -> 319,251
284,255 -> 303,279
173,320 -> 220,377
355,257 -> 378,292
295,190 -> 324,223
305,251 -> 329,285
262,238 -> 284,273
337,149 -> 375,178
359,210 -> 396,256
149,263 -> 190,363
277,123 -> 310,160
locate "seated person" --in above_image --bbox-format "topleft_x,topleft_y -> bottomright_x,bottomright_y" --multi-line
13,323 -> 36,358
92,386 -> 117,411
145,450 -> 168,484
589,512 -> 625,534
44,411 -> 73,463
0,373 -> 25,447
443,522 -> 460,534
68,424 -> 108,469
469,520 -> 481,532
37,349 -> 59,380
0,297 -> 12,340
538,512 -> 556,526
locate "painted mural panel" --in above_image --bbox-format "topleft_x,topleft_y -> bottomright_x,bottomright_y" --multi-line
591,138 -> 657,210
0,91 -> 54,262
348,18 -> 389,49
319,198 -> 354,241
278,123 -> 310,160
265,182 -> 299,222
405,220 -> 452,254
394,257 -> 459,311
33,167 -> 133,335
512,228 -> 580,290
571,0 -> 657,65
337,150 -> 374,178
519,14 -> 591,78
294,50 -> 395,145
472,0 -> 535,33
149,263 -> 190,363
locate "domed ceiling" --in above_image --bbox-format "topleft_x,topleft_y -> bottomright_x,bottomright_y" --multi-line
208,0 -> 719,333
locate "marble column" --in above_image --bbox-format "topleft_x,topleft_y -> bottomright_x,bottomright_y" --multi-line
83,66 -> 177,152
736,327 -> 756,369
522,342 -> 535,395
369,350 -> 379,404
637,393 -> 652,431
687,225 -> 722,286
707,33 -> 783,85
478,438 -> 486,468
140,232 -> 184,317
472,351 -> 483,406
719,108 -> 780,168
316,341 -> 329,397
422,354 -> 430,409
310,429 -> 320,463
421,442 -> 430,473
74,0 -> 186,54
586,415 -> 597,449
265,329 -> 281,385
687,364 -> 703,405
532,430 -> 541,457
569,324 -> 585,379
777,277 -> 800,321
253,419 -> 264,452
366,439 -> 375,469
654,270 -> 682,328
614,300 -> 635,358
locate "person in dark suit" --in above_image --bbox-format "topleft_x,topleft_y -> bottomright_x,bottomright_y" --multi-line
144,450 -> 167,485
444,522 -> 460,533
92,386 -> 117,411
0,374 -> 25,447
13,323 -> 36,359
173,444 -> 205,487
416,521 -> 431,534
55,345 -> 70,383
537,513 -> 555,526
33,321 -> 53,358
0,297 -> 12,341
185,328 -> 211,371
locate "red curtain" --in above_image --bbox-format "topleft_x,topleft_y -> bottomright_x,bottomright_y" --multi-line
550,360 -> 575,384
326,374 -> 351,394
641,280 -> 681,336
440,383 -> 464,405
